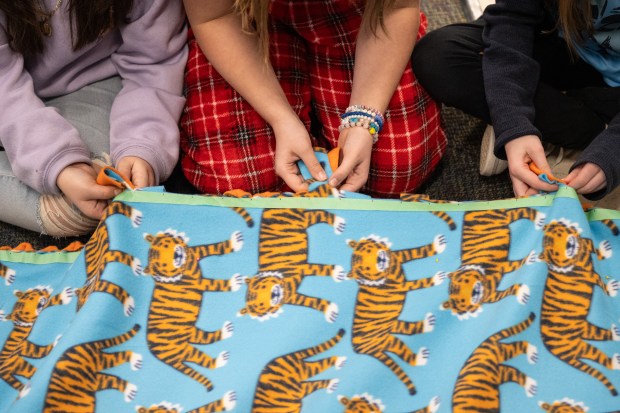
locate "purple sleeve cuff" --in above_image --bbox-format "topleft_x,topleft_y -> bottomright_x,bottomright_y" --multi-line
43,149 -> 92,195
112,144 -> 176,184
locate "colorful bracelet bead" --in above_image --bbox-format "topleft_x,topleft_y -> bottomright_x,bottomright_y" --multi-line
338,104 -> 385,144
344,105 -> 385,129
338,116 -> 380,144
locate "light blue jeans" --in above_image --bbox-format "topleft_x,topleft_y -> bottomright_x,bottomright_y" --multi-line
0,76 -> 122,234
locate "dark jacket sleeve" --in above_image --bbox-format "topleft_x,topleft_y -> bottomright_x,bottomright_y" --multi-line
572,111 -> 620,199
482,0 -> 545,159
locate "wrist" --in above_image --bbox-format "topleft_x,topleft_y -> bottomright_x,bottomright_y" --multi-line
339,105 -> 385,144
270,113 -> 306,136
339,125 -> 376,143
260,99 -> 299,128
504,135 -> 541,153
56,163 -> 94,196
57,162 -> 92,183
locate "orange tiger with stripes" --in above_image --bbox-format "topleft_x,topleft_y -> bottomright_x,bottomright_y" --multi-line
338,393 -> 440,413
251,329 -> 346,413
143,229 -> 244,392
136,391 -> 237,413
0,262 -> 15,285
42,324 -> 142,413
538,398 -> 589,412
347,234 -> 447,395
539,218 -> 620,396
75,201 -> 143,316
441,207 -> 545,320
0,286 -> 72,397
238,183 -> 347,323
452,313 -> 538,412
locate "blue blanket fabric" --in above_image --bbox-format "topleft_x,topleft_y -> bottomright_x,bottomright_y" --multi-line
1,152 -> 619,413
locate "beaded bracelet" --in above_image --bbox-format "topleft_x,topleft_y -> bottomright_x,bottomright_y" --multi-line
339,105 -> 385,144
345,105 -> 385,130
338,117 -> 381,142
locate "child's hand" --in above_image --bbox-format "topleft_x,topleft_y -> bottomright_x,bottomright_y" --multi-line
117,156 -> 155,188
329,127 -> 373,192
564,162 -> 606,195
505,135 -> 558,197
57,163 -> 120,219
272,117 -> 327,192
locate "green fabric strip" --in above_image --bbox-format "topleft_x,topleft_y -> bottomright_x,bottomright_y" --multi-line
0,250 -> 80,264
586,208 -> 620,221
118,188 -> 574,212
4,187 -> 615,265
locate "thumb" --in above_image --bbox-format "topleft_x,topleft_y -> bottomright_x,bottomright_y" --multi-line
564,165 -> 583,183
525,150 -> 559,191
329,157 -> 356,188
528,148 -> 552,174
299,149 -> 327,182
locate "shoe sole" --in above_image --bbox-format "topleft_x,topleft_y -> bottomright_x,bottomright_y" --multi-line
479,127 -> 508,176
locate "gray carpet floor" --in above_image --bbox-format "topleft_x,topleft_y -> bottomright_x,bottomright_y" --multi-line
0,0 -> 513,250
418,0 -> 513,201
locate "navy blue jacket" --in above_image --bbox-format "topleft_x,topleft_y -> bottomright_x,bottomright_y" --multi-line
482,0 -> 619,199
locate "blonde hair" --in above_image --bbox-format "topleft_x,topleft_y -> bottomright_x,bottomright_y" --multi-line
234,0 -> 396,60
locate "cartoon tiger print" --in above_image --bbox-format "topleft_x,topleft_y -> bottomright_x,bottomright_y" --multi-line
399,194 -> 458,231
339,393 -> 385,413
42,324 -> 142,413
219,182 -> 342,228
452,313 -> 538,413
136,403 -> 184,413
0,286 -> 73,396
347,234 -> 447,395
539,218 -> 620,396
538,398 -> 589,412
238,183 -> 347,323
231,206 -> 254,227
136,391 -> 237,413
203,192 -> 256,227
143,229 -> 244,392
75,201 -> 143,316
600,219 -> 619,236
441,207 -> 545,320
338,393 -> 440,413
0,262 -> 16,285
251,329 -> 346,413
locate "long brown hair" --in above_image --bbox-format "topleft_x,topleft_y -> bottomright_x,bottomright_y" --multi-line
0,0 -> 134,56
234,0 -> 396,60
546,0 -> 593,54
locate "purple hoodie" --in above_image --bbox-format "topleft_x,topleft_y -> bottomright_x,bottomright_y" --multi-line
0,0 -> 188,195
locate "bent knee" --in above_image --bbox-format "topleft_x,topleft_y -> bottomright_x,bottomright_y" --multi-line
413,25 -> 483,103
39,195 -> 99,237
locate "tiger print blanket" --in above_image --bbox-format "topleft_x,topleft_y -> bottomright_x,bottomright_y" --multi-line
1,151 -> 619,413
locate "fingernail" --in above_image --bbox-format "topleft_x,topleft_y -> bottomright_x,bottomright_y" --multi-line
318,171 -> 327,181
329,178 -> 338,186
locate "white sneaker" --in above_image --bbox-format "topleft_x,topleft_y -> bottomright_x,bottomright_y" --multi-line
465,0 -> 496,20
479,125 -> 508,176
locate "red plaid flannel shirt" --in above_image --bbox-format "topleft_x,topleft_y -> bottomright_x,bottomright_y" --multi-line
180,0 -> 446,197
